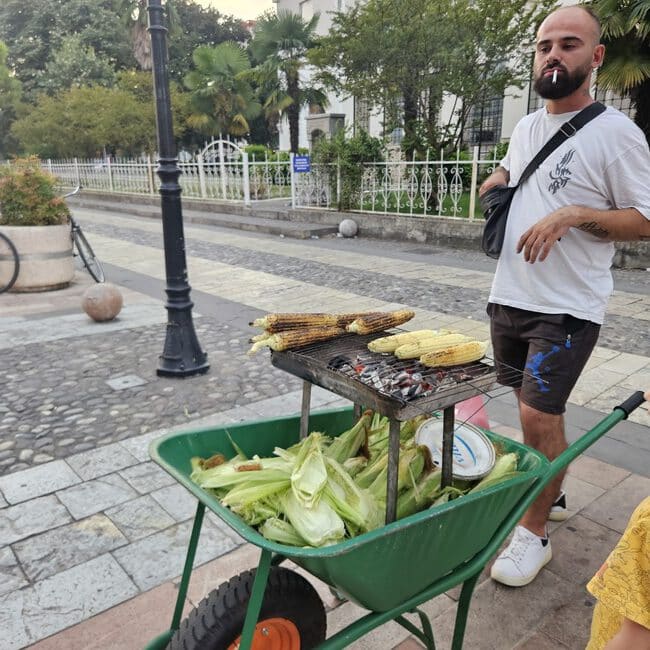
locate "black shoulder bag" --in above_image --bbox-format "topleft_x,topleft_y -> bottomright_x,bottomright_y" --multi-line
479,101 -> 606,259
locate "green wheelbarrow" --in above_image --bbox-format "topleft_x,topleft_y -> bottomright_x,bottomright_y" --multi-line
144,391 -> 646,650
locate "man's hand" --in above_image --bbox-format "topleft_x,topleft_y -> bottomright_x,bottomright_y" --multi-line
479,166 -> 509,197
517,206 -> 580,263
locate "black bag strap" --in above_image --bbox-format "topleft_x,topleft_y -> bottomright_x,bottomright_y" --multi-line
515,101 -> 606,187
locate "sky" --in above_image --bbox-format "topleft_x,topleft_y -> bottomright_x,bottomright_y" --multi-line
196,0 -> 276,21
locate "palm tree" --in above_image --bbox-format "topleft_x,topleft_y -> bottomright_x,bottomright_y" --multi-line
594,0 -> 650,143
184,42 -> 261,138
249,10 -> 328,153
113,0 -> 179,70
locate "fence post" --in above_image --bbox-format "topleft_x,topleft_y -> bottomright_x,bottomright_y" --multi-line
290,153 -> 296,209
336,157 -> 341,211
72,158 -> 80,187
197,153 -> 207,198
107,155 -> 114,192
218,139 -> 227,199
47,159 -> 53,175
147,155 -> 155,194
242,152 -> 250,206
468,145 -> 479,221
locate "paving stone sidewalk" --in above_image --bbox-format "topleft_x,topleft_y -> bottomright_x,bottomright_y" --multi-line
2,212 -> 649,649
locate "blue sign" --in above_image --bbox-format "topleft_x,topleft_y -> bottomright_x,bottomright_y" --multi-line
293,155 -> 311,173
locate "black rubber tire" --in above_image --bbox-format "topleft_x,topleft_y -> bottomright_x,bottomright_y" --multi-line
0,231 -> 20,293
73,227 -> 105,282
169,566 -> 326,650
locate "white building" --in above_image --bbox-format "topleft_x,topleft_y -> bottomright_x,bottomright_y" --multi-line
273,0 -> 632,153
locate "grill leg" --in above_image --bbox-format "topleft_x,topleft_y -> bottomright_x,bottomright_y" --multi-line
385,418 -> 401,523
441,406 -> 455,489
299,380 -> 311,439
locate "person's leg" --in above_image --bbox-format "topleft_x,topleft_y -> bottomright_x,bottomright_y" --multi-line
518,402 -> 567,537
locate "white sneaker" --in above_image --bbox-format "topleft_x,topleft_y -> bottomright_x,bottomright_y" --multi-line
490,526 -> 552,587
549,490 -> 569,521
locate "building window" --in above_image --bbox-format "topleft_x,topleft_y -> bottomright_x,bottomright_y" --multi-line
353,96 -> 370,134
300,0 -> 313,20
464,95 -> 504,157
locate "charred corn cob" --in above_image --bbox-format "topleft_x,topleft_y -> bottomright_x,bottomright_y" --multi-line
346,309 -> 415,335
250,313 -> 339,332
419,340 -> 488,367
247,326 -> 345,354
394,332 -> 472,360
367,329 -> 445,353
335,312 -> 384,328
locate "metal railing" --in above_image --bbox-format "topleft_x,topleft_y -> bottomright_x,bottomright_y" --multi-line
15,147 -> 500,220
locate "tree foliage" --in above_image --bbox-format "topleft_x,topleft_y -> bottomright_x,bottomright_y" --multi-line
168,0 -> 250,82
249,10 -> 328,153
184,42 -> 261,137
0,40 -> 22,158
0,0 -> 133,99
594,0 -> 650,143
310,0 -> 551,154
10,84 -> 187,158
42,35 -> 117,96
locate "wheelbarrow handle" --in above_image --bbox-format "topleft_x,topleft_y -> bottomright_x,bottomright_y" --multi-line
549,390 -> 647,476
616,390 -> 646,418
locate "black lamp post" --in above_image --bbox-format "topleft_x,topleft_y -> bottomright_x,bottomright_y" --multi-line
147,0 -> 209,377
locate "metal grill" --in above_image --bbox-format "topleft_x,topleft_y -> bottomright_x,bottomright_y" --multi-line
271,331 -> 512,421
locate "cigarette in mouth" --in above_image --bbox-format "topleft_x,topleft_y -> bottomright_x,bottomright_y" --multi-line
552,70 -> 557,84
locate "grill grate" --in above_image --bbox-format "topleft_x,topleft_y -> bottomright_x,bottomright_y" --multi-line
270,331 -> 522,420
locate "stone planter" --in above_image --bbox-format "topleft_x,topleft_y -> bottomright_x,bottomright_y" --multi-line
1,224 -> 74,292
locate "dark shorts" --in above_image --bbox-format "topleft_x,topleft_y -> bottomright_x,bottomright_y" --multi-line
487,303 -> 601,415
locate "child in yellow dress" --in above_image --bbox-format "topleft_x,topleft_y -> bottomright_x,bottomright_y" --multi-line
586,390 -> 650,650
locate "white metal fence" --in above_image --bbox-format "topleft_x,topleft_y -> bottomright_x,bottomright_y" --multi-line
24,146 -> 499,220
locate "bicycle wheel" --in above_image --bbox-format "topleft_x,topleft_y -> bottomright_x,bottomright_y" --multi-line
0,231 -> 20,293
72,227 -> 105,282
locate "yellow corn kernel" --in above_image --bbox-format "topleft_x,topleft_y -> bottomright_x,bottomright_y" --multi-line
419,341 -> 488,367
367,329 -> 443,353
394,333 -> 471,360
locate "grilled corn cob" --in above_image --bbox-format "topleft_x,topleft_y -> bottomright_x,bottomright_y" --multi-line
367,329 -> 448,353
247,326 -> 345,354
250,313 -> 340,332
394,332 -> 472,360
335,312 -> 383,328
419,340 -> 488,367
346,309 -> 415,335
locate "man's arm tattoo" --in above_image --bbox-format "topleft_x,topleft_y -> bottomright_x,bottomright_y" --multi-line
578,221 -> 609,238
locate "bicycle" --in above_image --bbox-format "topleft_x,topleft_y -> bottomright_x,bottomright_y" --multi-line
63,186 -> 105,283
0,230 -> 19,293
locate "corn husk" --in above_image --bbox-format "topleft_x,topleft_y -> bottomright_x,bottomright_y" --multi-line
323,457 -> 383,534
342,456 -> 368,477
283,490 -> 345,547
324,410 -> 371,464
469,453 -> 519,493
259,517 -> 308,546
396,469 -> 443,519
290,433 -> 328,508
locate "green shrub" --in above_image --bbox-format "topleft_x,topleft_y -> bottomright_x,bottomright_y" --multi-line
312,130 -> 385,211
0,159 -> 70,226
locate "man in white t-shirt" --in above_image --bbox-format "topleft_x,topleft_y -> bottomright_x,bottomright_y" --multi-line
479,5 -> 650,587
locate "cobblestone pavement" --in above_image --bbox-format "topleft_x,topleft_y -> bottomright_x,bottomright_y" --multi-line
1,207 -> 649,650
1,210 -> 648,474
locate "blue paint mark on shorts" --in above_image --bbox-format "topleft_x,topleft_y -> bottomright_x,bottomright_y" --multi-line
526,345 -> 560,392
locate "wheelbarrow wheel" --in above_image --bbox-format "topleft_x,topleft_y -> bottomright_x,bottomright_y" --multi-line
169,565 -> 326,650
